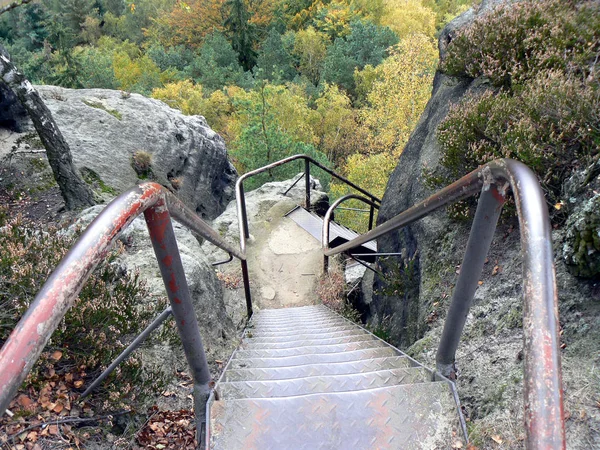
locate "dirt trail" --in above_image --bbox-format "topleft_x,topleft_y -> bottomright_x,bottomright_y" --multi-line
246,202 -> 323,310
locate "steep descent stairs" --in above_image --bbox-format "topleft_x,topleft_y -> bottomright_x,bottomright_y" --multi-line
208,305 -> 466,449
286,206 -> 377,262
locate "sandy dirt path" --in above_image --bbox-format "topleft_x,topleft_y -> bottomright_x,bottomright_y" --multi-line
245,202 -> 323,310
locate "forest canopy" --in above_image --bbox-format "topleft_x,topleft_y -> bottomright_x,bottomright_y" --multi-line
1,0 -> 472,226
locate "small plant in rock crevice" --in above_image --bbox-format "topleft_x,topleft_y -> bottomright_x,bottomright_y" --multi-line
131,150 -> 153,179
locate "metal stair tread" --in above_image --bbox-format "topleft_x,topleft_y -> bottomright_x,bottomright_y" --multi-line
286,206 -> 377,255
217,367 -> 431,399
246,324 -> 358,336
209,382 -> 463,449
230,347 -> 398,368
234,340 -> 388,358
242,334 -> 378,349
222,356 -> 415,382
248,322 -> 353,332
244,329 -> 369,342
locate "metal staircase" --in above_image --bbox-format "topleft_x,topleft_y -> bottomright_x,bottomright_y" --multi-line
0,155 -> 566,449
208,305 -> 465,449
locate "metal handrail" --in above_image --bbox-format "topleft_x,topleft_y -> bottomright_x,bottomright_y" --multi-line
322,194 -> 380,271
0,182 -> 250,443
324,159 -> 564,449
235,154 -> 381,254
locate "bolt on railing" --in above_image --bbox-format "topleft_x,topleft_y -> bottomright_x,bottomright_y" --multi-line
0,182 -> 249,445
324,159 -> 564,449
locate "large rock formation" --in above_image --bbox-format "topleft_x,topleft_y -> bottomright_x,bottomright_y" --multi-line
366,1 -> 600,447
5,86 -> 236,219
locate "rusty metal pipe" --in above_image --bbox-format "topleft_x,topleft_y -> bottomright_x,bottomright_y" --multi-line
0,183 -> 163,416
436,185 -> 506,378
0,182 -> 245,446
144,199 -> 211,443
324,159 -> 564,449
81,306 -> 173,398
305,158 -> 311,209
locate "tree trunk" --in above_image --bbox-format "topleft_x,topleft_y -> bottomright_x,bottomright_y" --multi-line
0,46 -> 95,210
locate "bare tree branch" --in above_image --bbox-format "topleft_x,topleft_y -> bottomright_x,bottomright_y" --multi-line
0,0 -> 33,16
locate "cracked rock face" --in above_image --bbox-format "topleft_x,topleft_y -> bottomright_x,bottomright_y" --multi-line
31,86 -> 237,220
563,194 -> 600,278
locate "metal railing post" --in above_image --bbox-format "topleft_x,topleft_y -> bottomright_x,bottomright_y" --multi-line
81,307 -> 173,398
368,204 -> 375,230
240,260 -> 253,318
305,159 -> 311,209
436,185 -> 506,378
238,182 -> 250,241
144,198 -> 211,445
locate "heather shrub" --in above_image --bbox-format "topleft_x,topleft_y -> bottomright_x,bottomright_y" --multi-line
441,0 -> 600,88
429,0 -> 600,211
0,214 -> 169,407
436,72 -> 600,199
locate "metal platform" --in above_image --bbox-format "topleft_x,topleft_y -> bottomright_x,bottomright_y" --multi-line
208,305 -> 466,449
285,206 -> 377,261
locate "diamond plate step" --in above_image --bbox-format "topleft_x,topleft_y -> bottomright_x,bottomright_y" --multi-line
247,324 -> 359,337
234,340 -> 387,358
250,318 -> 349,330
230,347 -> 398,369
245,329 -> 368,342
209,382 -> 464,449
243,334 -> 378,349
218,367 -> 431,399
223,356 -> 414,382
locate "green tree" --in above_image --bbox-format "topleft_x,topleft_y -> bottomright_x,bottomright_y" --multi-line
186,31 -> 248,92
292,26 -> 328,85
223,0 -> 257,70
322,19 -> 397,94
254,28 -> 295,82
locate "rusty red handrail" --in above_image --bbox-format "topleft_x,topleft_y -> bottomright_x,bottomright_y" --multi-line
0,182 -> 247,442
325,159 -> 565,449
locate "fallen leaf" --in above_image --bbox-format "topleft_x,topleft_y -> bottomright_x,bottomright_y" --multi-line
17,395 -> 33,409
50,350 -> 63,361
53,403 -> 64,414
492,265 -> 501,276
491,435 -> 503,444
478,280 -> 483,286
452,441 -> 463,448
73,380 -> 84,388
48,425 -> 58,435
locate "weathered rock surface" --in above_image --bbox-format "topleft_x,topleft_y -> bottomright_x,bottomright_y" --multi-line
72,206 -> 236,408
367,1 -> 600,447
0,82 -> 28,132
8,86 -> 236,219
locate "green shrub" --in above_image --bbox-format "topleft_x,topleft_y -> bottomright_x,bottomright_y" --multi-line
0,214 -> 169,408
429,0 -> 600,210
441,0 -> 600,88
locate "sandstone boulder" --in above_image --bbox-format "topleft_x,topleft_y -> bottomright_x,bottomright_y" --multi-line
12,86 -> 236,219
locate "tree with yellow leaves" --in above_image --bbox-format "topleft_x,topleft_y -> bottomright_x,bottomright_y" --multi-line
381,0 -> 436,38
359,33 -> 437,156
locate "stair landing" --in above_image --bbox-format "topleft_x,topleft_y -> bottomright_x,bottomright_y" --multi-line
208,305 -> 466,449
